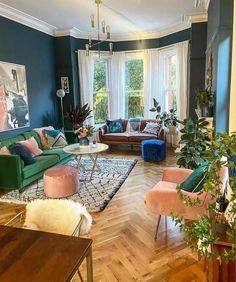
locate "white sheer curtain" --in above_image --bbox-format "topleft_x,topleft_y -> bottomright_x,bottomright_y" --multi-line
176,41 -> 189,122
143,49 -> 160,118
77,50 -> 94,125
109,52 -> 125,119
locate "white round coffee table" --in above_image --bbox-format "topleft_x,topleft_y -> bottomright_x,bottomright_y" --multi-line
63,143 -> 109,180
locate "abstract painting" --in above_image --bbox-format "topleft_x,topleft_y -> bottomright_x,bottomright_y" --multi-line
0,61 -> 29,131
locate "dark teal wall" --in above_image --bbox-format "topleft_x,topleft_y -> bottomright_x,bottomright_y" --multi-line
0,16 -> 58,139
206,0 -> 233,133
189,22 -> 208,119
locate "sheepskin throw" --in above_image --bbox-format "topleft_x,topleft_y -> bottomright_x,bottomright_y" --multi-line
24,199 -> 92,235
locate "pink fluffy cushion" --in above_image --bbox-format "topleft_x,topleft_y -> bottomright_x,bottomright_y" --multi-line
17,137 -> 43,157
0,146 -> 11,155
33,126 -> 54,149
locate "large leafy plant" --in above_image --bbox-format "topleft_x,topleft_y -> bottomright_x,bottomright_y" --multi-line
176,118 -> 211,169
66,103 -> 92,129
174,132 -> 236,261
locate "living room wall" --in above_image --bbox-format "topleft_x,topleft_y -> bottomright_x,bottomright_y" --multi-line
0,16 -> 59,139
207,0 -> 233,132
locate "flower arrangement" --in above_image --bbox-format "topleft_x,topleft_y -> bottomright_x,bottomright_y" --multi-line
74,125 -> 94,138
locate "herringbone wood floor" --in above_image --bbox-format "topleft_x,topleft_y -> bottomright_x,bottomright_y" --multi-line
0,146 -> 207,282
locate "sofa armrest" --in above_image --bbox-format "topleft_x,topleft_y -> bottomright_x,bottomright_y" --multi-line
0,155 -> 23,189
162,167 -> 193,183
99,124 -> 107,140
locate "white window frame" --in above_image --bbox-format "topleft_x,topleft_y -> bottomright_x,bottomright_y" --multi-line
160,48 -> 177,112
93,54 -> 111,124
124,52 -> 144,118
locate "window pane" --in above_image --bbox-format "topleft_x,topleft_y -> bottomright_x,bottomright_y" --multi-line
125,57 -> 144,118
165,90 -> 177,111
167,55 -> 176,90
94,59 -> 107,92
93,58 -> 109,124
93,92 -> 108,124
125,59 -> 143,91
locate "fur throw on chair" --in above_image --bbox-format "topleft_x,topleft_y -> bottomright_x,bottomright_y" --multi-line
24,199 -> 92,235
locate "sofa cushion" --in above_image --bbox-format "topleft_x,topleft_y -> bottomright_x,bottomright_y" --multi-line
44,129 -> 68,148
17,137 -> 43,157
0,146 -> 11,155
42,148 -> 71,161
179,164 -> 209,193
33,126 -> 54,149
22,155 -> 58,179
106,119 -> 124,133
0,135 -> 25,148
22,131 -> 43,149
102,133 -> 130,142
142,122 -> 160,135
9,143 -> 35,166
128,132 -> 157,142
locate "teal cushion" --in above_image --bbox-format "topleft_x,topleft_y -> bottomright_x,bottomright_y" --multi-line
106,119 -> 123,133
180,164 -> 209,193
9,143 -> 35,166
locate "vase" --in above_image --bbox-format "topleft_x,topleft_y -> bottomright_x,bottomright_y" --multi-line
79,136 -> 90,146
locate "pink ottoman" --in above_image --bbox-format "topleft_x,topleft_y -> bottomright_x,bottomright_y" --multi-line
44,165 -> 79,198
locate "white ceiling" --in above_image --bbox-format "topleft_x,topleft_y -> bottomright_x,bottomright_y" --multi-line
0,0 -> 208,40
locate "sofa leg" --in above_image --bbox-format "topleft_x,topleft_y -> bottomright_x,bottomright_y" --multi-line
154,215 -> 161,240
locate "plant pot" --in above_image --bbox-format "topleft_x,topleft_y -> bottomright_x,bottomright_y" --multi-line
79,136 -> 89,146
215,223 -> 228,234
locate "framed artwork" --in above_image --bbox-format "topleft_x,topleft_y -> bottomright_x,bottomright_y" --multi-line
0,61 -> 30,132
61,77 -> 70,93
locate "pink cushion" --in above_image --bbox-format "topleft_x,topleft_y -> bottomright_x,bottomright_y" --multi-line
33,126 -> 54,149
0,146 -> 11,155
17,137 -> 43,157
44,165 -> 79,198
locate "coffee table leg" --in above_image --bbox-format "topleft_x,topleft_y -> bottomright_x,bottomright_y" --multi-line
86,246 -> 93,282
77,155 -> 85,171
89,154 -> 98,180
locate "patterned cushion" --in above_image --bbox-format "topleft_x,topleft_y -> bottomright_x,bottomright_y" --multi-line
44,129 -> 68,148
9,143 -> 35,165
142,122 -> 160,135
106,119 -> 124,133
126,118 -> 141,132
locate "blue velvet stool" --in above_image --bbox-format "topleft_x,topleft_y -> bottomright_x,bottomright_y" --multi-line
141,139 -> 166,162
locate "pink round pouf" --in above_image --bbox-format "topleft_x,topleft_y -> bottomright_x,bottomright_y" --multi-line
44,165 -> 79,198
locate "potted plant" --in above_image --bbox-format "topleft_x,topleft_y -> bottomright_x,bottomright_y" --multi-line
66,103 -> 93,130
195,89 -> 214,117
176,118 -> 211,169
74,125 -> 94,146
174,132 -> 236,268
149,98 -> 162,121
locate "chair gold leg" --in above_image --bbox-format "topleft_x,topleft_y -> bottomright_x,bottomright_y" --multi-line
154,215 -> 161,240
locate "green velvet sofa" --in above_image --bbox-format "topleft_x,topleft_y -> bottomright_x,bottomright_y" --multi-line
0,130 -> 73,190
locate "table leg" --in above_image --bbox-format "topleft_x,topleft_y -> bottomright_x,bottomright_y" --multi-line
77,155 -> 85,171
86,246 -> 93,282
88,154 -> 98,180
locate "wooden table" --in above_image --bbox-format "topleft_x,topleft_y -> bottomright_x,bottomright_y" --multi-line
0,225 -> 93,282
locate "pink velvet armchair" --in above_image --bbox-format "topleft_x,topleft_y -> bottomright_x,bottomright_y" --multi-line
145,166 -> 228,240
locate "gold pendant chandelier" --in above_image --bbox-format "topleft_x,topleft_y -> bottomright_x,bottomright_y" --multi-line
85,0 -> 113,56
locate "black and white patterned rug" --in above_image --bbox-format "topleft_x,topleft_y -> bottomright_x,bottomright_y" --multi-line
0,158 -> 137,212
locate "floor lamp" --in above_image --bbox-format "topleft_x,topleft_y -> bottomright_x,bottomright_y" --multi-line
56,89 -> 65,133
